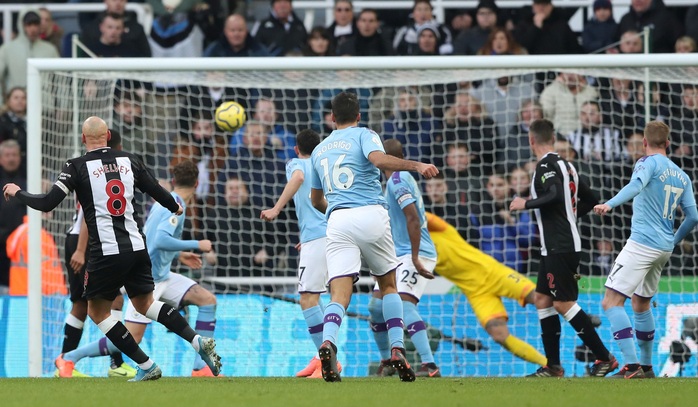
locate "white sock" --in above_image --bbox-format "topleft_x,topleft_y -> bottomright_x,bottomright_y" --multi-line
138,359 -> 154,370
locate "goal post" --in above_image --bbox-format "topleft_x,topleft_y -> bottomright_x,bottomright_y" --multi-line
25,54 -> 698,378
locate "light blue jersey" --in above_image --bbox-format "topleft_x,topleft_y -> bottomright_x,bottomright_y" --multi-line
385,171 -> 437,259
625,155 -> 695,251
286,158 -> 327,243
310,126 -> 387,217
144,192 -> 200,282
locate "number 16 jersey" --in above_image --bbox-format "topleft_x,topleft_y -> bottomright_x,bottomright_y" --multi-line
310,126 -> 387,217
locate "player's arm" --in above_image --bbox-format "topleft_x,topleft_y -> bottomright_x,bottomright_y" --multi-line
311,188 -> 327,214
4,162 -> 74,212
575,178 -> 598,217
152,221 -> 210,253
133,157 -> 181,214
261,169 -> 304,222
674,181 -> 698,245
69,214 -> 89,273
594,178 -> 643,215
367,151 -> 439,178
403,203 -> 434,279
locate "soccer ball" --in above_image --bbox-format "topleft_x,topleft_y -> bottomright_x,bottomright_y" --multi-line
215,101 -> 246,132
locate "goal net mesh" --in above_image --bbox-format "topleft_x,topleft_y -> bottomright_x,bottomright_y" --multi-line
27,63 -> 698,378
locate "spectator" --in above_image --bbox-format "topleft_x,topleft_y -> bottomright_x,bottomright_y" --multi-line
453,0 -> 499,56
507,99 -> 543,166
675,36 -> 697,53
227,120 -> 285,197
617,0 -> 682,53
553,138 -> 598,191
230,97 -> 296,160
567,101 -> 624,168
443,92 -> 499,174
393,0 -> 453,56
582,0 -> 617,53
203,177 -> 280,278
447,9 -> 473,34
423,174 -> 469,240
514,0 -> 582,55
509,166 -> 531,199
38,8 -> 64,55
147,0 -> 204,16
470,75 -> 535,141
302,27 -> 335,56
476,27 -> 527,55
84,12 -> 151,57
171,110 -> 228,205
415,24 -> 445,55
80,0 -> 151,58
539,72 -> 598,135
382,87 -> 439,162
443,142 -> 482,208
0,87 -> 26,174
633,81 -> 670,131
687,5 -> 698,46
617,29 -> 643,54
0,139 -> 25,294
326,0 -> 356,53
337,8 -> 393,56
111,91 -> 154,171
469,172 -> 536,273
148,8 -> 205,58
606,132 -> 645,239
0,9 -> 59,96
251,0 -> 308,56
669,84 -> 698,179
599,77 -> 639,137
205,14 -> 270,57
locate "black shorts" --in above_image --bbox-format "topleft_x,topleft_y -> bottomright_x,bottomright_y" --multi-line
65,234 -> 86,303
83,249 -> 154,301
536,252 -> 580,302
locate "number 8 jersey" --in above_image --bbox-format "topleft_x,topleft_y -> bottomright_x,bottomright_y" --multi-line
310,126 -> 388,217
54,147 -> 179,257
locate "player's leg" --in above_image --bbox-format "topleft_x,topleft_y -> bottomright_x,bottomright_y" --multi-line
527,256 -> 564,377
107,293 -> 135,377
545,252 -> 616,377
368,287 -> 393,376
128,250 -> 221,376
296,237 -> 329,377
179,282 -> 219,376
318,209 -> 362,382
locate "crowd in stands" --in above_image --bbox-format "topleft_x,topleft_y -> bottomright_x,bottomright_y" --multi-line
1,0 -> 698,293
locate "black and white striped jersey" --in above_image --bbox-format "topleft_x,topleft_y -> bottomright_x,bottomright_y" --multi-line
54,147 -> 179,257
67,205 -> 84,236
527,152 -> 597,256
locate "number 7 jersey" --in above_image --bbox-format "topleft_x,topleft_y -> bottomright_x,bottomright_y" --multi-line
629,154 -> 696,251
54,147 -> 178,257
310,126 -> 388,217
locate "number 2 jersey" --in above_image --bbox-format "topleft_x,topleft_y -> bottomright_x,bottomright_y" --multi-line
54,147 -> 179,257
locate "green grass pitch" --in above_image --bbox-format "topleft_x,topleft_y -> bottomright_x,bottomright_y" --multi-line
1,377 -> 697,407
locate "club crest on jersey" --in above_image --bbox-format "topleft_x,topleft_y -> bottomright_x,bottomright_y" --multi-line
169,215 -> 178,227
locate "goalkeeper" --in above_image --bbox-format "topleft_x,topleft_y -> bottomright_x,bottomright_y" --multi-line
426,212 -> 547,368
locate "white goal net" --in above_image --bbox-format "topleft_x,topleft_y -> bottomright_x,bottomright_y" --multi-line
20,55 -> 698,378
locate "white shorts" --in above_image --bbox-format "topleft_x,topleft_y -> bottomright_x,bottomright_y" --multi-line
124,273 -> 197,324
605,240 -> 672,298
373,254 -> 437,302
298,237 -> 329,293
326,205 -> 400,282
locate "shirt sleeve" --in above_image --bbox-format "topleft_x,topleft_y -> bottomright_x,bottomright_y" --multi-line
389,176 -> 416,210
310,156 -> 323,190
132,155 -> 179,213
632,157 -> 655,187
54,160 -> 79,195
361,129 -> 385,158
152,212 -> 199,252
286,159 -> 304,182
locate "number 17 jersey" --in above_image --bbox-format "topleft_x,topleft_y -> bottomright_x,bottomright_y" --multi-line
629,154 -> 696,251
310,126 -> 387,217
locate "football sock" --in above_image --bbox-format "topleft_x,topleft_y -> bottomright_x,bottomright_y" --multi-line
382,293 -> 405,349
605,306 -> 639,365
565,304 -> 612,361
538,307 -> 561,366
192,304 -> 217,370
110,352 -> 124,368
146,300 -> 197,343
322,302 -> 345,345
634,309 -> 655,366
61,313 -> 84,353
97,316 -> 148,364
503,335 -> 548,366
368,297 -> 390,360
403,301 -> 434,364
302,305 -> 325,350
